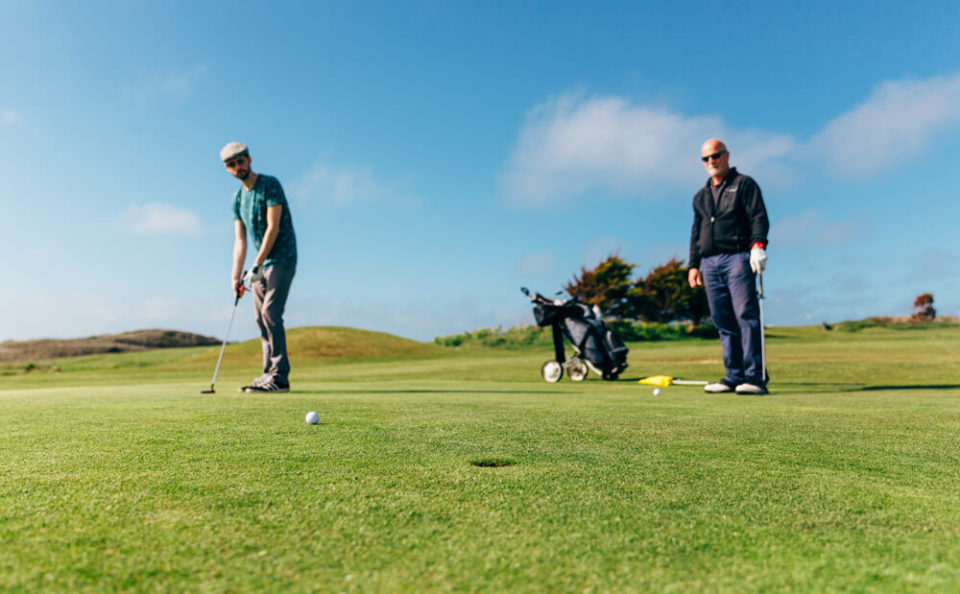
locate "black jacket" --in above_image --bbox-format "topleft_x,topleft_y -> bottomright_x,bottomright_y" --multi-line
688,167 -> 769,269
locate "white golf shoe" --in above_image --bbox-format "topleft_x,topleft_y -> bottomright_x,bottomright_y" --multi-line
735,382 -> 769,395
704,380 -> 736,393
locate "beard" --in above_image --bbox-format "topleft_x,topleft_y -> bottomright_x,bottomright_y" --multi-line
706,163 -> 727,178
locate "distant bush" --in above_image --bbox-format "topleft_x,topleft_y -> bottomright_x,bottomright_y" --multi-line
434,326 -> 553,348
435,321 -> 718,348
835,316 -> 960,332
606,320 -> 718,341
911,293 -> 936,321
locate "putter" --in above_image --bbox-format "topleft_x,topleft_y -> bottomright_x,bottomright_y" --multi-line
201,275 -> 245,394
757,270 -> 766,385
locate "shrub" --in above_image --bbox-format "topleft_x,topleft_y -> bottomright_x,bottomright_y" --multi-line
434,326 -> 553,349
435,321 -> 718,348
911,293 -> 936,321
835,316 -> 960,332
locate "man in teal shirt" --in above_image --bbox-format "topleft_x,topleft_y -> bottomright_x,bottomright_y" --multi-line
220,142 -> 298,393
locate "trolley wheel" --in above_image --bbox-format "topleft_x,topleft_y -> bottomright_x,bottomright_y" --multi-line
541,360 -> 563,383
602,371 -> 620,381
567,358 -> 588,382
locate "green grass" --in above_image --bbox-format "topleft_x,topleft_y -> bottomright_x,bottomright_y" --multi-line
2,325 -> 960,592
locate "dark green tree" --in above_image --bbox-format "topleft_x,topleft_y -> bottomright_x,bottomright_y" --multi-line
634,258 -> 710,324
565,254 -> 709,325
565,254 -> 635,318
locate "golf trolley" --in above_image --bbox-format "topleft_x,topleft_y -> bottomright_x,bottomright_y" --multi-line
521,287 -> 629,383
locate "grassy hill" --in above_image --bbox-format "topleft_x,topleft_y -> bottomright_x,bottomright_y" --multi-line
0,329 -> 221,362
0,326 -> 452,387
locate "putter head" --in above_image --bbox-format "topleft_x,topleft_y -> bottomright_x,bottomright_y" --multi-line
201,389 -> 215,394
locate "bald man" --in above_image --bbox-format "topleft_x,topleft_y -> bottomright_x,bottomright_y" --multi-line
688,140 -> 770,395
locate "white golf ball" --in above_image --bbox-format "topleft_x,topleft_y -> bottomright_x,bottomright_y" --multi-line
653,388 -> 661,397
305,411 -> 319,425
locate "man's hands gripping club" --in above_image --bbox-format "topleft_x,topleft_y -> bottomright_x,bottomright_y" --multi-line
232,265 -> 264,299
244,264 -> 264,285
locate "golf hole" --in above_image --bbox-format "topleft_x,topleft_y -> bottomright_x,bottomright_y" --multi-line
471,458 -> 516,468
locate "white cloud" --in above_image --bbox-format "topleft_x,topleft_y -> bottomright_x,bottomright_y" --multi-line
289,160 -> 418,207
771,210 -> 866,248
1,107 -> 23,126
122,65 -> 207,101
502,72 -> 960,204
125,202 -> 205,236
502,92 -> 796,205
810,73 -> 960,177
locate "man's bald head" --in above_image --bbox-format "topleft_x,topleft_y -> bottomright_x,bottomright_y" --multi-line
701,139 -> 730,183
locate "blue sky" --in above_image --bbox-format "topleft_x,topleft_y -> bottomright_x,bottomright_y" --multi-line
3,1 -> 959,342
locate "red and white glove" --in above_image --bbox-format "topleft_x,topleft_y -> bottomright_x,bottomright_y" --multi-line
749,246 -> 767,273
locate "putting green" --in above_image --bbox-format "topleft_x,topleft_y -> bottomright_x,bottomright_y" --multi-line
2,325 -> 959,591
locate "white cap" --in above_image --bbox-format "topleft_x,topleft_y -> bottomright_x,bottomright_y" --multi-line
219,142 -> 248,162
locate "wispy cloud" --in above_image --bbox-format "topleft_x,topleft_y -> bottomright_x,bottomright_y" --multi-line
502,91 -> 795,205
1,106 -> 24,126
124,202 -> 205,236
771,210 -> 866,247
290,160 -> 418,207
503,72 -> 960,204
811,73 -> 960,177
516,252 -> 555,277
122,65 -> 207,101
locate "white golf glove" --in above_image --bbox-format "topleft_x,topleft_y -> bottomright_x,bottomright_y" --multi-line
750,246 -> 767,273
244,265 -> 264,285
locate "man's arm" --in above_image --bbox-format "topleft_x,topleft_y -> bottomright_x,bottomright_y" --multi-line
253,204 -> 283,268
689,196 -> 703,288
232,220 -> 247,297
742,177 -> 769,247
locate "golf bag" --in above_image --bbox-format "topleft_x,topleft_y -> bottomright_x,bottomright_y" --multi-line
521,287 -> 629,382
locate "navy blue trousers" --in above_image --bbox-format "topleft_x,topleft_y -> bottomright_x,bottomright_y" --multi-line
700,252 -> 764,386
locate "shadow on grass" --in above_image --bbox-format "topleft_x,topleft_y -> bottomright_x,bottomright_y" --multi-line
320,389 -> 579,394
776,382 -> 960,392
777,382 -> 867,387
857,384 -> 960,391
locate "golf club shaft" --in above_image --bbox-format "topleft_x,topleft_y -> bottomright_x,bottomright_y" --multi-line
758,271 -> 766,384
208,295 -> 240,391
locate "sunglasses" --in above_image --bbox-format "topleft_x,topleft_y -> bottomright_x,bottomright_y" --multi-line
225,156 -> 248,168
701,150 -> 727,162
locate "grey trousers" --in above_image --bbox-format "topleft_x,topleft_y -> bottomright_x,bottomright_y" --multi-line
252,261 -> 296,383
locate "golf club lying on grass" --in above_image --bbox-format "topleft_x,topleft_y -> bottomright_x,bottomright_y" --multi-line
201,273 -> 245,394
638,375 -> 709,387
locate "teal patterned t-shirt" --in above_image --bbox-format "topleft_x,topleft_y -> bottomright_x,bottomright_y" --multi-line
232,174 -> 298,267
